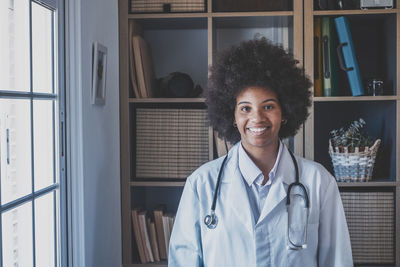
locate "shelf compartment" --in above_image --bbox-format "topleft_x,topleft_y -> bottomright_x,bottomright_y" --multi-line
129,0 -> 206,15
129,17 -> 208,98
130,102 -> 212,180
213,16 -> 293,54
313,100 -> 397,182
313,14 -> 397,97
339,187 -> 396,265
130,186 -> 183,264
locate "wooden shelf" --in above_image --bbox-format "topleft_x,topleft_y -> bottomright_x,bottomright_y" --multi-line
131,181 -> 185,187
211,11 -> 294,17
313,8 -> 397,16
127,11 -> 294,19
128,13 -> 209,19
313,96 -> 398,102
338,181 -> 398,187
129,98 -> 205,103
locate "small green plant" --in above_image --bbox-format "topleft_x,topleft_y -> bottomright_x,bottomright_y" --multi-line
330,118 -> 374,152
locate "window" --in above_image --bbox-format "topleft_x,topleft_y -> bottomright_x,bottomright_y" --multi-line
0,0 -> 65,266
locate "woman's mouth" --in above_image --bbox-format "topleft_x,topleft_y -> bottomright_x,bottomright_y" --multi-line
247,126 -> 271,135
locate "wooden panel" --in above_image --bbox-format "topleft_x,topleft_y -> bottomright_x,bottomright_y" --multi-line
314,96 -> 399,102
119,0 -> 133,263
314,9 -> 397,16
304,0 -> 314,160
292,0 -> 304,156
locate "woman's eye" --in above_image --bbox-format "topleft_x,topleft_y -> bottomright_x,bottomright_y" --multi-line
240,106 -> 250,112
264,105 -> 273,110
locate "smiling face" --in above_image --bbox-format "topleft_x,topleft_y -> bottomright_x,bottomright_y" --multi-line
234,86 -> 283,153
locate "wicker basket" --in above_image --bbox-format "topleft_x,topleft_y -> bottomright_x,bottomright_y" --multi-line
328,139 -> 381,182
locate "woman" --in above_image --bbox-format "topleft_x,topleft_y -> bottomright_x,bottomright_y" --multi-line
168,37 -> 353,267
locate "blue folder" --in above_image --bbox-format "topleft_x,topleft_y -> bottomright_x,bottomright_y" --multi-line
334,16 -> 364,96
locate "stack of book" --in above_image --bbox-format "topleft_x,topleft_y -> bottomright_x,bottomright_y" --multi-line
132,206 -> 176,263
135,108 -> 210,179
340,191 -> 395,264
314,16 -> 364,97
130,0 -> 205,13
129,21 -> 157,98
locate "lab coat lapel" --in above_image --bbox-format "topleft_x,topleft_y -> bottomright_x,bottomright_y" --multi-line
258,145 -> 297,223
224,145 -> 255,234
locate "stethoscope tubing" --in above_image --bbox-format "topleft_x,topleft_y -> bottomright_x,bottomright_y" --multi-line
204,145 -> 310,232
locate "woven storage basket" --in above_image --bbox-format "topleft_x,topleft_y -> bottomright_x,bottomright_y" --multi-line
328,139 -> 381,182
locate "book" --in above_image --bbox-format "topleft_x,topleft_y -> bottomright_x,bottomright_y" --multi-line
321,17 -> 339,96
334,16 -> 364,96
133,35 -> 157,98
314,17 -> 323,97
138,211 -> 154,262
148,218 -> 160,262
131,209 -> 147,263
153,205 -> 167,260
162,214 -> 171,257
129,21 -> 141,98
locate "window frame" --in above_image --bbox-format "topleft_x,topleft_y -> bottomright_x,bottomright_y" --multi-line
0,0 -> 67,266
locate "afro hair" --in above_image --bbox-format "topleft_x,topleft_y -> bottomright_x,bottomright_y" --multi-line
205,37 -> 312,144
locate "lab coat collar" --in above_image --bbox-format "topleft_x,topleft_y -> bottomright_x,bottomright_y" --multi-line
258,144 -> 298,222
223,142 -> 297,228
223,143 -> 256,233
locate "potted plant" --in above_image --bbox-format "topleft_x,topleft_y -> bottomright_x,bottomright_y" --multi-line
328,118 -> 381,182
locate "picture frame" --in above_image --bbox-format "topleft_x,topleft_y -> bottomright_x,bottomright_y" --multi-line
92,42 -> 108,105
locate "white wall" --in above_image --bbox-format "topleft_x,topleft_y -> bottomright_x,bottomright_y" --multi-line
75,0 -> 121,266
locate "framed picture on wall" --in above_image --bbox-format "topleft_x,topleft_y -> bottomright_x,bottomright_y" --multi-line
92,41 -> 108,105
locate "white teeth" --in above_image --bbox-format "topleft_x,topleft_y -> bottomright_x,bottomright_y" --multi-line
249,127 -> 267,132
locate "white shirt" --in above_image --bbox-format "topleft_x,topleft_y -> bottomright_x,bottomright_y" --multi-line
238,141 -> 283,223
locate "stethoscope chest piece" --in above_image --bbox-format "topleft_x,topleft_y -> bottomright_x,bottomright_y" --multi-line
204,211 -> 218,229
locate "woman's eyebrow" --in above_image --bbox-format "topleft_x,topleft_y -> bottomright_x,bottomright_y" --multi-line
237,98 -> 277,106
262,98 -> 278,103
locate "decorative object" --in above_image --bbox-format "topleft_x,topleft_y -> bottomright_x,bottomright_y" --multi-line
92,42 -> 108,105
329,118 -> 381,182
366,78 -> 384,96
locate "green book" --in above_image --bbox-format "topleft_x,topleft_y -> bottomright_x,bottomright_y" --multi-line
321,17 -> 339,96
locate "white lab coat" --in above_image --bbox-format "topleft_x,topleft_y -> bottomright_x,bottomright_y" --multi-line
169,142 -> 353,267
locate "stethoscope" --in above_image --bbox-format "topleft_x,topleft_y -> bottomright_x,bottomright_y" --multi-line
204,146 -> 310,250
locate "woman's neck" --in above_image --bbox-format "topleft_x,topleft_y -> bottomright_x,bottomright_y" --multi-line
242,140 -> 280,180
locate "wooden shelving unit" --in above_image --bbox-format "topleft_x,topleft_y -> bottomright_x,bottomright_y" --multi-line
304,0 -> 399,266
119,0 -> 400,266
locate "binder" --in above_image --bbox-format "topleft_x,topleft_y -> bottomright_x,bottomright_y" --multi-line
314,17 -> 323,97
334,16 -> 364,96
321,17 -> 339,96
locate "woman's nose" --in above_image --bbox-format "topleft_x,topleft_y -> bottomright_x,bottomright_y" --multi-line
250,109 -> 265,122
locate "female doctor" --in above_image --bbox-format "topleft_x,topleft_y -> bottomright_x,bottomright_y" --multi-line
168,37 -> 353,267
